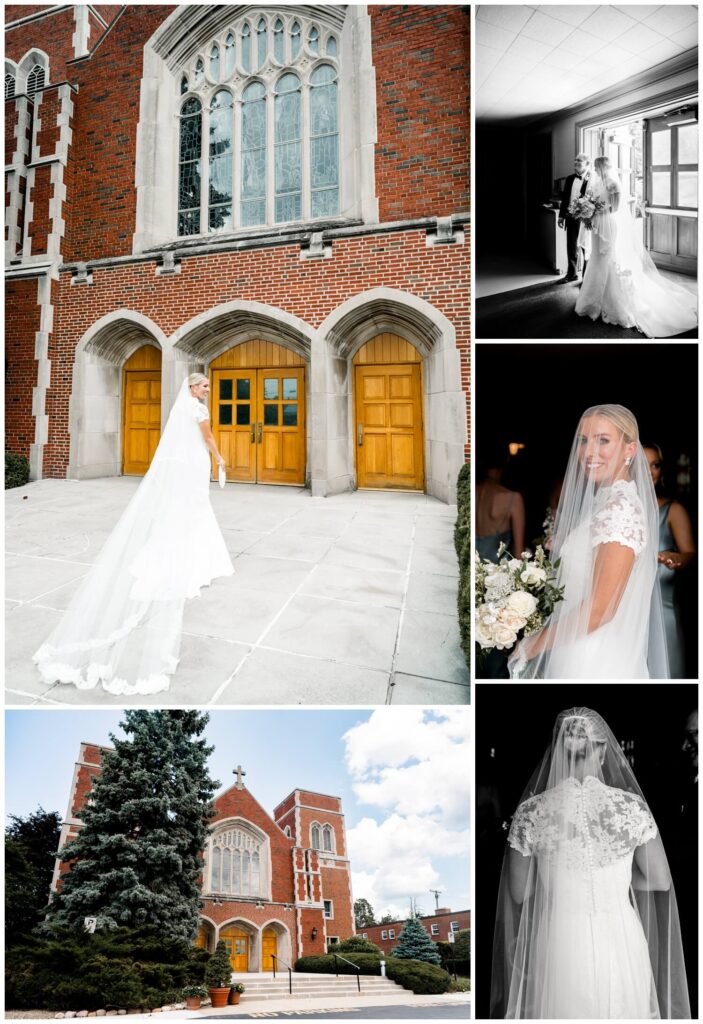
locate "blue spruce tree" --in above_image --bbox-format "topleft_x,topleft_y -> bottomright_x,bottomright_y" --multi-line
46,710 -> 218,941
391,916 -> 442,965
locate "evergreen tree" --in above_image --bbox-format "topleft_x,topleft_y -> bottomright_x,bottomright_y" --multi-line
353,897 -> 377,928
45,711 -> 218,941
391,917 -> 442,966
5,806 -> 61,944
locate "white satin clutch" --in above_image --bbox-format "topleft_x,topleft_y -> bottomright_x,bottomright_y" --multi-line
218,465 -> 226,489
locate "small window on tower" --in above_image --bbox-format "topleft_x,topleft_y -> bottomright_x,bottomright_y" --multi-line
323,899 -> 333,919
389,929 -> 395,939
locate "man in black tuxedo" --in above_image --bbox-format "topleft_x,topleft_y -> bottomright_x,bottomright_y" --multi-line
558,153 -> 590,282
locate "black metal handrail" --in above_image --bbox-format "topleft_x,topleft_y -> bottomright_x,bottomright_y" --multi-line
270,953 -> 293,995
333,953 -> 361,993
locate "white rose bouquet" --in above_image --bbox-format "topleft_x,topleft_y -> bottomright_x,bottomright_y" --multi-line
474,544 -> 564,662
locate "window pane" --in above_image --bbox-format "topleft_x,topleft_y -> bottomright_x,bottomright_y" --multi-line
282,378 -> 297,399
264,404 -> 279,425
180,74 -> 188,95
223,847 -> 231,891
178,209 -> 200,235
311,188 -> 338,218
233,850 -> 241,892
274,19 -> 284,62
264,378 -> 279,399
651,171 -> 671,205
311,134 -> 338,188
195,58 -> 204,84
311,76 -> 338,134
326,35 -> 338,57
241,84 -> 266,224
178,159 -> 201,209
236,404 -> 250,425
291,21 -> 301,58
209,205 -> 232,230
651,130 -> 671,166
678,124 -> 697,165
678,171 -> 697,207
236,378 -> 250,400
241,199 -> 265,226
210,45 -> 219,80
257,18 -> 267,68
275,141 -> 301,191
225,34 -> 235,76
219,404 -> 233,425
212,847 -> 221,889
242,851 -> 250,894
219,379 -> 233,400
308,26 -> 319,53
282,404 -> 297,426
276,194 -> 301,221
241,23 -> 251,72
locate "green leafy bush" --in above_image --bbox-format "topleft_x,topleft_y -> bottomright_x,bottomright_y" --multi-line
5,926 -> 205,1011
295,954 -> 451,995
333,936 -> 382,954
204,940 -> 232,989
5,452 -> 29,490
454,462 -> 471,667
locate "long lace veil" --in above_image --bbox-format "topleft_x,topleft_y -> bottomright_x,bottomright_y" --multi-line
589,167 -> 697,338
490,708 -> 690,1019
34,378 -> 207,695
509,404 -> 668,678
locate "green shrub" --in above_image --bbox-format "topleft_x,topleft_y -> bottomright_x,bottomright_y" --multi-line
5,926 -> 204,1011
5,452 -> 30,490
436,940 -> 470,978
454,462 -> 471,668
204,940 -> 232,989
295,954 -> 451,995
333,936 -> 382,954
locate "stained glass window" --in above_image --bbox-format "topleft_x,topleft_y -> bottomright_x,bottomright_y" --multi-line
194,57 -> 204,84
311,824 -> 321,849
274,19 -> 284,63
5,73 -> 16,100
290,21 -> 301,58
180,74 -> 188,95
178,97 -> 202,236
209,90 -> 233,231
257,18 -> 268,69
322,825 -> 333,852
310,65 -> 339,217
308,26 -> 319,54
241,80 -> 266,226
210,828 -> 265,895
225,33 -> 236,76
241,22 -> 251,73
326,35 -> 338,57
212,846 -> 221,890
210,44 -> 219,81
275,72 -> 302,222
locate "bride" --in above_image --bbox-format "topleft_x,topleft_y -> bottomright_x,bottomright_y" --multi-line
490,708 -> 690,1019
509,404 -> 668,679
575,156 -> 697,338
33,373 -> 234,695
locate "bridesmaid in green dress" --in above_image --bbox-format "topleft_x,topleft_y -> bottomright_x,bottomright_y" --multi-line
643,444 -> 696,678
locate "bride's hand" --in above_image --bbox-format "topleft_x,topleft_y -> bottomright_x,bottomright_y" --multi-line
216,454 -> 225,468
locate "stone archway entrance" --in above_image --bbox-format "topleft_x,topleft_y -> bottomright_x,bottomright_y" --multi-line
210,341 -> 306,486
121,344 -> 162,475
352,334 -> 424,491
220,925 -> 250,973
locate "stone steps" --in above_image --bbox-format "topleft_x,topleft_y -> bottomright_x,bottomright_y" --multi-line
238,975 -> 404,1001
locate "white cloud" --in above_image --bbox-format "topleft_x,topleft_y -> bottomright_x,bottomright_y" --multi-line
344,709 -> 470,920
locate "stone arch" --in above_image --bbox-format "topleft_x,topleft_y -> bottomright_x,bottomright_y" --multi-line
68,311 -> 169,479
259,918 -> 293,972
315,289 -> 466,503
216,915 -> 260,973
17,48 -> 49,93
196,915 -> 217,954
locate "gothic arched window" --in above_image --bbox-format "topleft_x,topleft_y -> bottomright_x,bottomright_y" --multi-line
209,824 -> 267,897
175,12 -> 340,236
27,64 -> 45,96
322,824 -> 334,852
311,823 -> 321,849
5,73 -> 16,99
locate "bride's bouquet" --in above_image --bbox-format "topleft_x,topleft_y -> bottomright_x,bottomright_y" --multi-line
474,544 -> 564,659
568,192 -> 607,228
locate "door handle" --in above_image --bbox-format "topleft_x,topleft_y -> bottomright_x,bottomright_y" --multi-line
250,423 -> 256,443
357,423 -> 364,446
257,422 -> 262,444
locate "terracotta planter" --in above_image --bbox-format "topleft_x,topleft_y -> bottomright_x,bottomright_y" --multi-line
228,991 -> 242,1005
185,996 -> 203,1010
209,987 -> 231,1008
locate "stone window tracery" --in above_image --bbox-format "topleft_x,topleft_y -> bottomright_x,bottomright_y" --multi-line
5,72 -> 16,99
208,823 -> 267,897
27,64 -> 45,96
176,11 -> 339,236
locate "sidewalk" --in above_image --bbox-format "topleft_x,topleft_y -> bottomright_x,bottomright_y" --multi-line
6,479 -> 469,706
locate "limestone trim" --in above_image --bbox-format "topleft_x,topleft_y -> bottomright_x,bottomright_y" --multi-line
170,299 -> 315,363
5,94 -> 32,262
72,5 -> 91,59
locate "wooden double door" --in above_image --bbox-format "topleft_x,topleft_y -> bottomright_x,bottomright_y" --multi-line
212,367 -> 305,485
354,356 -> 424,491
221,927 -> 249,973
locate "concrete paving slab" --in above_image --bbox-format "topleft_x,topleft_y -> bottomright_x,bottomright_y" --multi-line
390,673 -> 470,704
264,595 -> 401,672
6,479 -> 469,705
396,609 -> 468,685
215,647 -> 390,705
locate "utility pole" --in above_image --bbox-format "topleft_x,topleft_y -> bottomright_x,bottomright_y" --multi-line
430,889 -> 442,912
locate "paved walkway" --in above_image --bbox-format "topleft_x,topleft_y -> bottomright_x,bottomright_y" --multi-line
6,479 -> 469,705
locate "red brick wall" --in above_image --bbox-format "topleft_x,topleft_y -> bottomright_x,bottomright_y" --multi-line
44,230 -> 469,476
27,163 -> 52,254
5,7 -> 79,84
371,5 -> 470,222
298,906 -> 327,959
298,791 -> 340,814
5,102 -> 20,159
211,786 -> 295,905
5,278 -> 40,457
320,865 -> 355,940
359,910 -> 471,955
35,88 -> 61,155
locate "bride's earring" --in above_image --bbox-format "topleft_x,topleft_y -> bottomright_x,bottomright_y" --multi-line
624,457 -> 633,466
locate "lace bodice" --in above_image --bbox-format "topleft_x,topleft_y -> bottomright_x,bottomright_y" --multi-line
509,776 -> 656,870
591,479 -> 646,555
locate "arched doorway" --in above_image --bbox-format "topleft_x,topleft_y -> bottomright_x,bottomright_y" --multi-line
121,344 -> 162,475
220,925 -> 249,973
352,334 -> 424,491
261,927 -> 277,971
210,340 -> 306,485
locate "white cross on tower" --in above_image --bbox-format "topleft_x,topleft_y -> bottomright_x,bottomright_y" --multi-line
234,764 -> 247,789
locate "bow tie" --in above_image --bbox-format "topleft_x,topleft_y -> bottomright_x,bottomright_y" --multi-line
575,174 -> 584,179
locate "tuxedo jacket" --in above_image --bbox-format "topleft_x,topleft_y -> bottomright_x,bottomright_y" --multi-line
559,173 -> 589,219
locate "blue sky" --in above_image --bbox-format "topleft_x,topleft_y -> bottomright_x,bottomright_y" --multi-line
5,708 -> 470,919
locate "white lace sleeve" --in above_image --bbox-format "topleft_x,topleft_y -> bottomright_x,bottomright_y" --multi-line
591,490 -> 646,555
508,798 -> 535,857
633,798 -> 658,847
193,401 -> 209,424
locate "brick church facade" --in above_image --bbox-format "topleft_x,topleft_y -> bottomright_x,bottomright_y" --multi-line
53,743 -> 355,971
5,4 -> 469,503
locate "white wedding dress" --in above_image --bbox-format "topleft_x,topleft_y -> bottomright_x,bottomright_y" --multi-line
33,379 -> 234,695
508,777 -> 659,1019
575,174 -> 697,338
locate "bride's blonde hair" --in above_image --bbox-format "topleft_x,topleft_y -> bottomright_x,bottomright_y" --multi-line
593,156 -> 610,181
188,372 -> 208,388
583,403 -> 639,443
